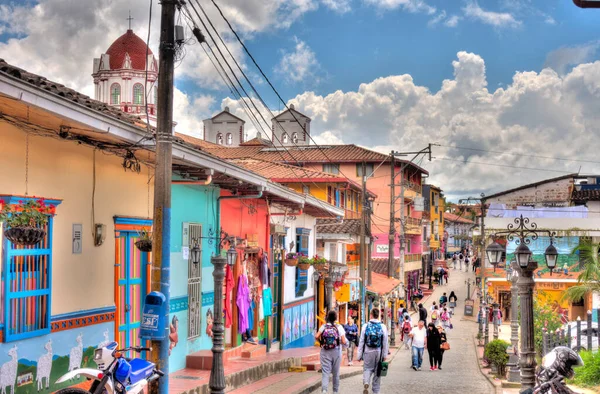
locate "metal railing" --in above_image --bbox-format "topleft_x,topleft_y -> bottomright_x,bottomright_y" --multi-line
541,310 -> 600,356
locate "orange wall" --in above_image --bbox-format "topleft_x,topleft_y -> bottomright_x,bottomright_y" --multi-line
219,191 -> 269,250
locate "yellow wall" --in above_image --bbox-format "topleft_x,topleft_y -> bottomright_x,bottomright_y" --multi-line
0,123 -> 153,315
429,189 -> 443,249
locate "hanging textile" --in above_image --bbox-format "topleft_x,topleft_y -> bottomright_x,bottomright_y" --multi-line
236,274 -> 251,333
224,263 -> 234,328
248,300 -> 255,331
262,287 -> 273,317
259,252 -> 269,286
259,296 -> 265,321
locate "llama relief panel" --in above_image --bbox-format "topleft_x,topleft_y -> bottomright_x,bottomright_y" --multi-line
0,322 -> 112,394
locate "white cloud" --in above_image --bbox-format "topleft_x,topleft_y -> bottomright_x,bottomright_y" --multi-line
312,131 -> 345,145
364,0 -> 436,14
226,51 -> 600,198
428,11 -> 446,27
321,0 -> 352,13
274,37 -> 321,85
544,41 -> 600,75
445,15 -> 461,27
463,1 -> 521,28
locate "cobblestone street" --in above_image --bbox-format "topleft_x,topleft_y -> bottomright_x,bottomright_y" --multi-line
314,264 -> 495,394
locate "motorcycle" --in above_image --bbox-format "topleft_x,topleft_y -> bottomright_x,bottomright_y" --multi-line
520,346 -> 584,394
55,341 -> 164,394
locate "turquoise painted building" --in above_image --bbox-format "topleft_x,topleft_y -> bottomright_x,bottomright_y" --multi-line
168,184 -> 220,372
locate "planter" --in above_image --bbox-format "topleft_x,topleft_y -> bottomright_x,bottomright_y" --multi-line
314,263 -> 329,272
135,239 -> 153,252
285,258 -> 298,267
297,262 -> 311,270
4,226 -> 46,246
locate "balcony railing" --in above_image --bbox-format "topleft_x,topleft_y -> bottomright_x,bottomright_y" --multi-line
404,253 -> 422,263
405,217 -> 421,235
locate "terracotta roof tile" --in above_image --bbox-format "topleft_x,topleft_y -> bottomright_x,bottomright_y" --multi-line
316,219 -> 361,235
228,158 -> 339,180
443,212 -> 474,224
371,258 -> 399,276
366,272 -> 402,295
175,133 -> 220,149
572,189 -> 600,201
239,136 -> 274,147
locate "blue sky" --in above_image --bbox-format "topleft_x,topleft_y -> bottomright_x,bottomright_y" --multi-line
174,0 -> 600,110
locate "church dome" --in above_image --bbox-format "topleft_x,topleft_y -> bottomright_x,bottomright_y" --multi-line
105,29 -> 156,71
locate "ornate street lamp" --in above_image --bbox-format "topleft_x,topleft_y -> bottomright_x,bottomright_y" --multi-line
506,260 -> 521,383
209,239 -> 237,394
486,240 -> 504,271
191,239 -> 201,265
488,215 -> 558,390
390,290 -> 397,346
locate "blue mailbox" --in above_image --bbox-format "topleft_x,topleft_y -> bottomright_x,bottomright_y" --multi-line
139,291 -> 167,340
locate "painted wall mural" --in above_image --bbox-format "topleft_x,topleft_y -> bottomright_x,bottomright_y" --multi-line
282,300 -> 314,349
0,321 -> 112,394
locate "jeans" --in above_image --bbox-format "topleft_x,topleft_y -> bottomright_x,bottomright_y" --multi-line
347,341 -> 356,362
438,350 -> 445,367
411,346 -> 424,368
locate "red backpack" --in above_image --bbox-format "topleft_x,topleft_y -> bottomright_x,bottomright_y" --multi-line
402,321 -> 412,334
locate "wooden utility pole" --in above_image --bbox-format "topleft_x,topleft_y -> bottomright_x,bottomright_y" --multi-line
150,1 -> 176,393
388,153 -> 395,278
399,175 -> 405,283
360,162 -> 367,326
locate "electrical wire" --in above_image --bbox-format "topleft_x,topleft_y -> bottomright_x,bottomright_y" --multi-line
143,0 -> 153,131
435,157 -> 575,174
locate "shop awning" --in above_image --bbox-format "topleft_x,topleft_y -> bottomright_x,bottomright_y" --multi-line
366,272 -> 401,296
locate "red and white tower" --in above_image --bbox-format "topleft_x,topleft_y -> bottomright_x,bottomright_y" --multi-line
92,27 -> 158,125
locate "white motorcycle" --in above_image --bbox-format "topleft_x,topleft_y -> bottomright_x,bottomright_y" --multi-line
55,341 -> 164,394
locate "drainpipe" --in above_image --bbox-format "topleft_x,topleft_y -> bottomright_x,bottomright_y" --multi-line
171,176 -> 212,185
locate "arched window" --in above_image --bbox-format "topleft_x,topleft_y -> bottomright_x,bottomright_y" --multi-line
216,133 -> 223,145
226,133 -> 233,145
291,132 -> 298,144
282,133 -> 289,144
133,83 -> 144,105
110,83 -> 121,105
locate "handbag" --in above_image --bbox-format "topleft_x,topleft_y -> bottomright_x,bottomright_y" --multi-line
441,342 -> 450,351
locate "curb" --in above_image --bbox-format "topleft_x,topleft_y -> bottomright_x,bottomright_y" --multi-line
472,334 -> 502,394
293,346 -> 402,394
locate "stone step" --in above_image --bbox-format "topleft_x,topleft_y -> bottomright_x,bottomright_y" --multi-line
302,361 -> 321,371
186,342 -> 254,370
241,344 -> 267,359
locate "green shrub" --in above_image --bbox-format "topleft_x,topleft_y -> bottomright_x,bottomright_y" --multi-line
570,350 -> 600,388
484,339 -> 510,377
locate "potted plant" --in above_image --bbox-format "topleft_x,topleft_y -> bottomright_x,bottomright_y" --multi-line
484,339 -> 510,377
312,255 -> 329,272
135,228 -> 153,252
0,198 -> 56,246
297,255 -> 312,270
285,252 -> 300,267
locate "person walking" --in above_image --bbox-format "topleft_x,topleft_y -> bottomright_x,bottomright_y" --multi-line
343,317 -> 359,366
448,291 -> 458,316
495,309 -> 503,332
430,305 -> 440,327
418,303 -> 428,325
440,307 -> 452,330
400,314 -> 412,350
452,252 -> 457,269
439,292 -> 448,307
426,322 -> 441,371
437,325 -> 448,370
458,252 -> 464,270
357,308 -> 389,394
464,255 -> 470,272
409,320 -> 427,371
315,310 -> 347,394
473,256 -> 480,272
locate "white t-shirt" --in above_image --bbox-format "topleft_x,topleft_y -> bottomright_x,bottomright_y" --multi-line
410,326 -> 427,347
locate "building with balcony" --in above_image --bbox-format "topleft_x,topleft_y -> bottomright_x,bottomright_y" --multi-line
423,184 -> 444,261
444,212 -> 474,253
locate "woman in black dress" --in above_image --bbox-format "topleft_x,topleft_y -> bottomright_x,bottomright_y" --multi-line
426,322 -> 441,371
437,325 -> 448,370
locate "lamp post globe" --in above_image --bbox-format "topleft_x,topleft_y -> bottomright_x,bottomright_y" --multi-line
227,242 -> 237,266
515,243 -> 532,268
544,242 -> 558,274
191,241 -> 201,265
486,241 -> 504,270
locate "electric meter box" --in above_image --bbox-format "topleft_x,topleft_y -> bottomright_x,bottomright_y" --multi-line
139,291 -> 166,340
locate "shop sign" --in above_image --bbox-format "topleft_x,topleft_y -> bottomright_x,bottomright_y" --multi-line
376,244 -> 389,254
536,282 -> 567,290
464,299 -> 474,316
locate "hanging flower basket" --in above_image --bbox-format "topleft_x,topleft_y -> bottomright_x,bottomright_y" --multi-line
0,199 -> 55,246
135,239 -> 153,252
4,226 -> 46,246
314,263 -> 329,273
285,258 -> 298,267
297,261 -> 311,270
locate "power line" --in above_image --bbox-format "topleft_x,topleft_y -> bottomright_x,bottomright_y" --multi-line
435,156 -> 575,174
434,143 -> 600,166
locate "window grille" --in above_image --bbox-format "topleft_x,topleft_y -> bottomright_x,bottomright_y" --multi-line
2,197 -> 60,342
187,223 -> 202,339
295,228 -> 310,298
111,83 -> 121,104
133,84 -> 144,105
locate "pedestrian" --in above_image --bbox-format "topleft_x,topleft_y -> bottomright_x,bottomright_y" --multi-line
448,291 -> 458,315
357,308 -> 389,394
343,316 -> 359,366
400,314 -> 412,350
452,252 -> 457,270
409,320 -> 427,371
464,255 -> 470,272
473,256 -> 479,272
426,322 -> 441,371
458,252 -> 464,270
430,301 -> 437,313
315,310 -> 347,394
431,305 -> 439,326
437,325 -> 448,370
495,309 -> 503,332
443,269 -> 449,285
441,307 -> 451,330
439,292 -> 448,307
418,303 -> 428,325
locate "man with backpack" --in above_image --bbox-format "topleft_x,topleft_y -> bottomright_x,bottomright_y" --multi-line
418,303 -> 428,325
357,308 -> 389,394
315,310 -> 347,394
452,252 -> 457,269
400,314 -> 412,350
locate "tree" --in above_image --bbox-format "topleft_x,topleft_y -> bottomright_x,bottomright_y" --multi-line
562,240 -> 600,303
533,298 -> 562,356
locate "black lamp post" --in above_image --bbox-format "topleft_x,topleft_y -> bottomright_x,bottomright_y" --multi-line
506,261 -> 521,383
191,239 -> 201,265
486,215 -> 558,390
209,240 -> 237,394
